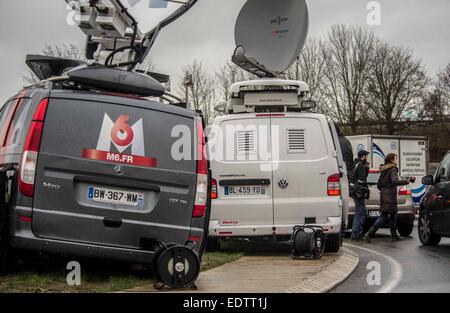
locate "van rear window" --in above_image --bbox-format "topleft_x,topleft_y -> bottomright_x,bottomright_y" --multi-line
40,98 -> 196,172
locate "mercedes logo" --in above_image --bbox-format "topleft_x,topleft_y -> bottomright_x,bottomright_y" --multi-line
114,165 -> 124,176
278,178 -> 289,189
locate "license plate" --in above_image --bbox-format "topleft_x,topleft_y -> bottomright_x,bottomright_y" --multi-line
224,185 -> 266,196
368,210 -> 381,217
87,186 -> 144,207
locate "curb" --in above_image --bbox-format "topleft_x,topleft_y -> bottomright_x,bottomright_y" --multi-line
283,248 -> 359,293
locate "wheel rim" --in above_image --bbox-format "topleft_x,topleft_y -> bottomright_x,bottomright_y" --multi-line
419,213 -> 430,242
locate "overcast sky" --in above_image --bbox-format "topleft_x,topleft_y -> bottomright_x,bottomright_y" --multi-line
0,0 -> 449,104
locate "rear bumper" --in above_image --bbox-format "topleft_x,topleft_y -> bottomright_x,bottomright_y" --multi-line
208,217 -> 342,238
11,216 -> 203,264
348,205 -> 415,220
347,210 -> 415,229
12,229 -> 157,264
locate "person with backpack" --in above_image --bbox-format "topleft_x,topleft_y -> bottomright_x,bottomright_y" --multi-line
365,153 -> 415,242
350,150 -> 370,241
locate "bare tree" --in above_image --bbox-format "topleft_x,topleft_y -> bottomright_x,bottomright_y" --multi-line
321,25 -> 376,133
437,63 -> 450,106
179,60 -> 217,125
286,38 -> 326,106
366,41 -> 429,134
23,44 -> 86,84
215,62 -> 252,100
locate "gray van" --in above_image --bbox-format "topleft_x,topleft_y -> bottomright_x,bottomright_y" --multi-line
0,58 -> 210,273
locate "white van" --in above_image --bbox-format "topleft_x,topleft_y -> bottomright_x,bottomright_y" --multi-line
207,79 -> 349,252
348,135 -> 429,205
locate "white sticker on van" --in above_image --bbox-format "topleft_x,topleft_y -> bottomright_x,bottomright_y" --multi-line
82,113 -> 157,167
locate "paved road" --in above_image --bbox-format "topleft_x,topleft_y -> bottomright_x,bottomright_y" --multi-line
333,225 -> 450,293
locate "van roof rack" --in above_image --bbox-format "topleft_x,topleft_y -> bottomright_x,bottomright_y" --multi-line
67,64 -> 165,97
217,78 -> 315,114
229,79 -> 309,96
26,54 -> 86,81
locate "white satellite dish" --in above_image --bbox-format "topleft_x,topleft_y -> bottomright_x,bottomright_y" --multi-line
234,0 -> 309,74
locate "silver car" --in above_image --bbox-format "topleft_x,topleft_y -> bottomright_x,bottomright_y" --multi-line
347,169 -> 415,237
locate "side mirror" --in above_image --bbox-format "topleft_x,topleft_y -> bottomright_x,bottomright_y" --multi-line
214,101 -> 227,113
422,175 -> 434,186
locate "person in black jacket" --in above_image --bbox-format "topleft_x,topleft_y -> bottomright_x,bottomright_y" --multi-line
350,150 -> 370,241
365,153 -> 415,242
334,122 -> 354,175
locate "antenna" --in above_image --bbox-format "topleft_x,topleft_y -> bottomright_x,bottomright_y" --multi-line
234,0 -> 309,76
66,0 -> 198,70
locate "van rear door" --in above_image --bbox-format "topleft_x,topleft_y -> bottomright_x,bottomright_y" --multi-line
210,115 -> 273,227
271,114 -> 341,226
32,95 -> 197,250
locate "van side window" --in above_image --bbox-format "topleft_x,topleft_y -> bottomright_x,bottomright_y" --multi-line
0,99 -> 15,146
4,98 -> 31,147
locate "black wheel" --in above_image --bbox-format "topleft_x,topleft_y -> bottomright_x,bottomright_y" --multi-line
0,212 -> 18,274
418,210 -> 441,246
205,237 -> 221,252
325,233 -> 341,253
363,222 -> 372,236
0,189 -> 19,275
154,245 -> 200,289
397,223 -> 414,237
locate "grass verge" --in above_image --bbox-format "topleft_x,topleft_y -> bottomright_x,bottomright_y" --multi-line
0,241 -> 246,293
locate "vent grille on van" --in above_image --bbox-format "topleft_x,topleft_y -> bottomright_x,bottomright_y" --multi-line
288,129 -> 306,152
237,131 -> 256,154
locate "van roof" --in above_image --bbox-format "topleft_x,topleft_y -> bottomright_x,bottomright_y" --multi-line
47,89 -> 196,119
213,111 -> 327,122
229,79 -> 310,96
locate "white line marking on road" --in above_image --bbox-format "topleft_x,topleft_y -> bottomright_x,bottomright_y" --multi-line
344,243 -> 403,293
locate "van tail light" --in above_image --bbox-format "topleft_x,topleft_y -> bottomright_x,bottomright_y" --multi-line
399,187 -> 412,196
211,178 -> 218,200
193,119 -> 208,218
327,173 -> 341,196
19,98 -> 48,198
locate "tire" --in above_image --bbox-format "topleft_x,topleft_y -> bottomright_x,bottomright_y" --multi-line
397,223 -> 414,237
205,237 -> 221,252
325,233 -> 341,253
0,205 -> 18,274
363,223 -> 372,236
418,210 -> 441,246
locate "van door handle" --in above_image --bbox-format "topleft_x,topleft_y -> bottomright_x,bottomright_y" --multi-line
103,218 -> 123,228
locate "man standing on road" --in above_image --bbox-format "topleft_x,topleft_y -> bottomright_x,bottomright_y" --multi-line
334,122 -> 354,176
350,150 -> 370,241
